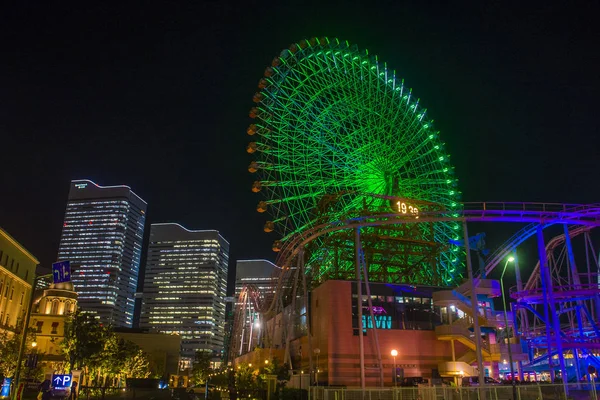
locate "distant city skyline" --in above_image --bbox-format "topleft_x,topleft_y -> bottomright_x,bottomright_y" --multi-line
57,179 -> 147,328
140,223 -> 229,364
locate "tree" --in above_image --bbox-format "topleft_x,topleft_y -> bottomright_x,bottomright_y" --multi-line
190,351 -> 213,386
61,311 -> 107,372
0,332 -> 20,378
0,330 -> 40,379
121,349 -> 151,379
62,311 -> 151,386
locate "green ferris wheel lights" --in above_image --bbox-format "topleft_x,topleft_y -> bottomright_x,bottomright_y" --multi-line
246,37 -> 464,286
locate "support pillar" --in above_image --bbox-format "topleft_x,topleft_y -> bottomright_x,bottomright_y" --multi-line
462,221 -> 486,400
300,250 -> 313,385
362,256 -> 385,386
537,226 -> 554,381
355,228 -> 366,392
537,226 -> 568,395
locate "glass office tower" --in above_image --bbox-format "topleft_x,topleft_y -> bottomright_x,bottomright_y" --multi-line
57,179 -> 147,327
234,259 -> 278,304
140,223 -> 229,365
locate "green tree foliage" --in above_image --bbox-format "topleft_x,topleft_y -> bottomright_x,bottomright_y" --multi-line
191,351 -> 213,385
62,311 -> 107,372
0,330 -> 40,379
263,358 -> 290,384
61,311 -> 151,385
0,332 -> 20,378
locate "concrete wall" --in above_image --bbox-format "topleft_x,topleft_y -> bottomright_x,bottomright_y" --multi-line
309,280 -> 462,387
115,331 -> 181,376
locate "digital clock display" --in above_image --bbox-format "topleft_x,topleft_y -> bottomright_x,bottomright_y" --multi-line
396,201 -> 419,218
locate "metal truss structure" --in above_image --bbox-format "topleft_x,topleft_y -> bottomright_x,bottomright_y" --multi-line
512,225 -> 600,382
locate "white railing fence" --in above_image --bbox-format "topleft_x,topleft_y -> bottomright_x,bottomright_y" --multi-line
309,384 -> 599,400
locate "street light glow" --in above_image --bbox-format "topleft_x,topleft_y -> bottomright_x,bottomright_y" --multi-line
507,256 -> 515,262
391,349 -> 398,357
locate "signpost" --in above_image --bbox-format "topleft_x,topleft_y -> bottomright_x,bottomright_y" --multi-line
52,261 -> 71,284
52,374 -> 73,389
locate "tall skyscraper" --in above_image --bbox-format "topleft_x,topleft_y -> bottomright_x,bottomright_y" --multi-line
57,179 -> 147,327
233,260 -> 278,354
140,223 -> 229,365
234,259 -> 278,303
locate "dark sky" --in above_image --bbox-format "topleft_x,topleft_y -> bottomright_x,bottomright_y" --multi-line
1,1 -> 599,287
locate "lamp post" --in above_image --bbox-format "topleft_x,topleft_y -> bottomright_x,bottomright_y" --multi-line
313,348 -> 320,387
501,256 -> 517,400
13,273 -> 52,400
391,349 -> 398,387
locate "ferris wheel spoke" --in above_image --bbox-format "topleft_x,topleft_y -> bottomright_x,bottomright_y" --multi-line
248,37 -> 464,285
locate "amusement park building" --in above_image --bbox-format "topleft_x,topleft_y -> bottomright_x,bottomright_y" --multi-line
57,179 -> 147,328
140,223 -> 229,365
235,278 -> 531,387
0,228 -> 38,336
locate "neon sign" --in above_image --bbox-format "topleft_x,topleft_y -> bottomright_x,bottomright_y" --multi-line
362,306 -> 387,314
362,315 -> 392,329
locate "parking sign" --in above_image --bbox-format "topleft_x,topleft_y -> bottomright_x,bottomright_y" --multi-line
52,374 -> 72,388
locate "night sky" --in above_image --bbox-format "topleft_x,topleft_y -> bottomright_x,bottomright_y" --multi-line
1,2 -> 599,290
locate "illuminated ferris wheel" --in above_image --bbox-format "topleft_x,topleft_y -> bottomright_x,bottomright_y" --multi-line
247,37 -> 463,285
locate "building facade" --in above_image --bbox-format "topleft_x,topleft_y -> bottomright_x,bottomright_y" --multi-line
30,281 -> 78,362
140,223 -> 229,365
233,260 -> 278,356
57,179 -> 147,327
114,328 -> 181,377
234,259 -> 278,303
236,279 -> 525,387
0,228 -> 38,335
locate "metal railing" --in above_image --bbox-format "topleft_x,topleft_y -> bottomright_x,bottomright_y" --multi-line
309,383 -> 600,400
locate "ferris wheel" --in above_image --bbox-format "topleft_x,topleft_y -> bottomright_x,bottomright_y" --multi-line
247,37 -> 463,285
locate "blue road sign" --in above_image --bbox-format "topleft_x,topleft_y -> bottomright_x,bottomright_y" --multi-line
52,261 -> 71,284
52,374 -> 72,388
1,378 -> 11,397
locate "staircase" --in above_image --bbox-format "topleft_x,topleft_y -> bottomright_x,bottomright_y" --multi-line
435,324 -> 492,357
433,280 -> 526,367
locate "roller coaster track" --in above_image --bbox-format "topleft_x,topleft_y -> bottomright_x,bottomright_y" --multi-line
276,201 -> 600,268
251,202 -> 600,317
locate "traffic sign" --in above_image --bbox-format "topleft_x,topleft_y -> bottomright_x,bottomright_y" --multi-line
52,261 -> 71,284
52,374 -> 72,388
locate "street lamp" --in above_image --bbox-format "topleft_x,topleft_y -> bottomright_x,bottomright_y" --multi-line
391,349 -> 398,387
31,342 -> 37,348
501,255 -> 517,400
13,273 -> 52,398
314,348 -> 320,387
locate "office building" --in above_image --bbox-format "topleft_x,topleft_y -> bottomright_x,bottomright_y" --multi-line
234,259 -> 278,304
0,228 -> 38,335
140,223 -> 229,366
57,179 -> 147,327
233,260 -> 278,356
